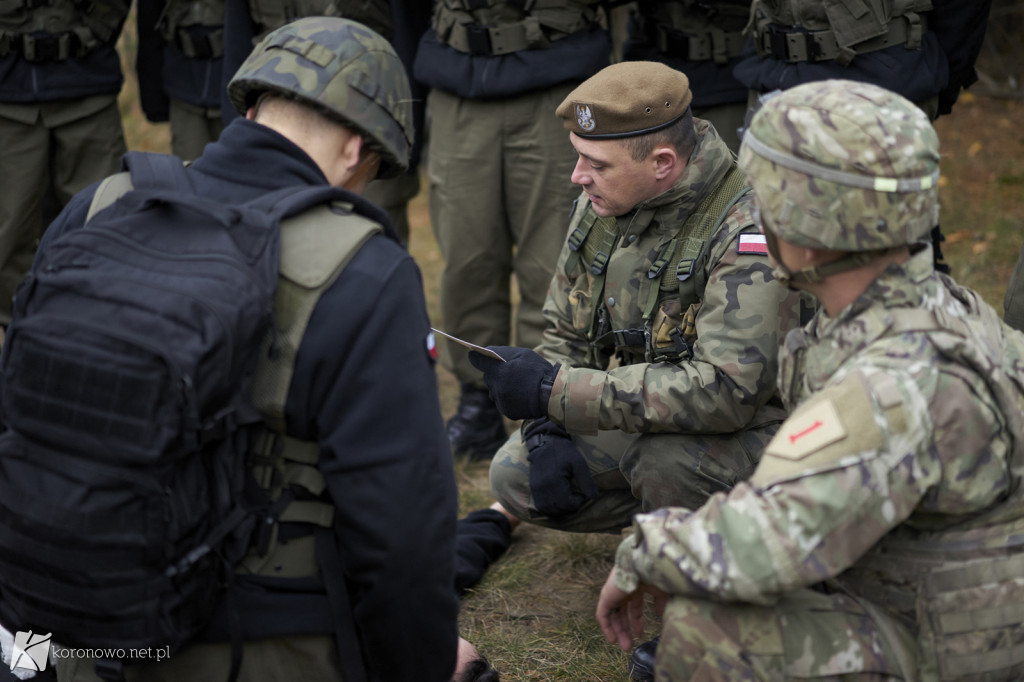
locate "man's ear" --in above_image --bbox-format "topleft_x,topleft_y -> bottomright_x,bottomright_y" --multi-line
651,145 -> 679,181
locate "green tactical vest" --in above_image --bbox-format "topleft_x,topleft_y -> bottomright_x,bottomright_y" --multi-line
242,204 -> 381,577
749,0 -> 932,66
0,0 -> 128,61
87,173 -> 382,580
432,0 -> 600,56
782,298 -> 1024,681
563,165 -> 749,367
157,0 -> 225,59
248,0 -> 392,42
634,0 -> 749,65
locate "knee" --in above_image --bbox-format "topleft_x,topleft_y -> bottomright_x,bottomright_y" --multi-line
488,437 -> 531,516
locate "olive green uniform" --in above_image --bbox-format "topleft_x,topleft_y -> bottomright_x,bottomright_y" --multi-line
0,0 -> 128,323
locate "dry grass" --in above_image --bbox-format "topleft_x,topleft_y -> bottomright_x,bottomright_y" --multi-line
116,21 -> 1024,679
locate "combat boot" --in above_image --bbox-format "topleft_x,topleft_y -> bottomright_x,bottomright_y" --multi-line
447,383 -> 508,460
628,636 -> 659,682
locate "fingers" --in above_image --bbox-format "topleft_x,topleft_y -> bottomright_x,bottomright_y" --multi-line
596,570 -> 641,652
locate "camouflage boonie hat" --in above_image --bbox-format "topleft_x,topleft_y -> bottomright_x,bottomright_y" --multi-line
228,17 -> 413,178
738,79 -> 940,251
556,61 -> 692,139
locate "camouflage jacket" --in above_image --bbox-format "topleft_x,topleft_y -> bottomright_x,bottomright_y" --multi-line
540,120 -> 801,435
615,246 -> 1024,617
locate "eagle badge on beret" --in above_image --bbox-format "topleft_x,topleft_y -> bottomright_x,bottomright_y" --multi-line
576,104 -> 595,132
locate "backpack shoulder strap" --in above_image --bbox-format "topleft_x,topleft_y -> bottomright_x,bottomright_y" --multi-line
85,151 -> 194,223
251,203 -> 383,433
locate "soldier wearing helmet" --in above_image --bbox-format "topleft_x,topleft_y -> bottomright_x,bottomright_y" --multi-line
40,17 -> 462,682
596,79 -> 1024,681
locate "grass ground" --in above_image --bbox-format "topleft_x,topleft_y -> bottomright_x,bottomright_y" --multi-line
117,29 -> 1024,680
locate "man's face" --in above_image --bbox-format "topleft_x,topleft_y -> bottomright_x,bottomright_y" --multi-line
569,132 -> 659,217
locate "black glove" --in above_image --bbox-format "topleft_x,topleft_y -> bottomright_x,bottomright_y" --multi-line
468,346 -> 557,421
523,418 -> 598,518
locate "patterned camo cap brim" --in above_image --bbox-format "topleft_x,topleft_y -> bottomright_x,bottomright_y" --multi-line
737,79 -> 940,251
228,17 -> 413,178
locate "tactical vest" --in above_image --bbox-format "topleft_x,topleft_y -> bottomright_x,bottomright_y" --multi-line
783,297 -> 1024,680
157,0 -> 225,59
749,0 -> 932,66
244,204 -> 382,578
564,165 -> 749,367
0,0 -> 128,62
248,0 -> 392,42
634,0 -> 749,65
431,0 -> 601,56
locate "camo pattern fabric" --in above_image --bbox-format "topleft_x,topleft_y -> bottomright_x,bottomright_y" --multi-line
227,17 -> 412,178
737,79 -> 940,251
540,119 -> 802,436
614,246 -> 1024,679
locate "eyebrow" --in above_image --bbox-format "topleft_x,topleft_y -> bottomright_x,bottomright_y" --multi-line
575,148 -> 608,167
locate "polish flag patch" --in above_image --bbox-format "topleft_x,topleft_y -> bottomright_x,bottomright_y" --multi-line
737,233 -> 768,255
426,331 -> 438,362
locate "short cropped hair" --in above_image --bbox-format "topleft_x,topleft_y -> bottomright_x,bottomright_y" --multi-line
619,108 -> 696,163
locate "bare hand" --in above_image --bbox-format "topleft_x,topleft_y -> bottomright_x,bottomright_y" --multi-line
595,568 -> 646,651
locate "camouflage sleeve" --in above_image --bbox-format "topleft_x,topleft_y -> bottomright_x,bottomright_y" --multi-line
535,193 -> 611,370
549,198 -> 800,434
613,361 -> 1012,602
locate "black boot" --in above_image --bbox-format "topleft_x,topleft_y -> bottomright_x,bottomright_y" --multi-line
447,383 -> 508,460
628,636 -> 659,682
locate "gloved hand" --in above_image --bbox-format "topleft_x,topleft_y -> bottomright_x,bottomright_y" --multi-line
468,346 -> 557,421
522,418 -> 598,518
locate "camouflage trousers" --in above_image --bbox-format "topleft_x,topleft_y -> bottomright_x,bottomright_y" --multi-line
56,635 -> 343,682
655,587 -> 918,681
489,416 -> 782,534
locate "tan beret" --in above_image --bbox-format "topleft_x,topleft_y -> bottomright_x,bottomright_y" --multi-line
555,61 -> 693,139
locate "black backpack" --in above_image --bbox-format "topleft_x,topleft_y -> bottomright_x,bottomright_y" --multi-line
0,151 -> 354,674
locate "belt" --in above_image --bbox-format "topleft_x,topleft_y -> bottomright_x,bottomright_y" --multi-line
0,30 -> 88,62
169,27 -> 225,59
643,23 -> 746,64
755,12 -> 927,65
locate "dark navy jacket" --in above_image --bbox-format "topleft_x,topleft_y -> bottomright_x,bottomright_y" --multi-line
0,45 -> 123,103
39,119 -> 461,682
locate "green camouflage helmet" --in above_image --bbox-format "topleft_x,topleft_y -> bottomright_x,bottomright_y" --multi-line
228,17 -> 413,179
737,79 -> 940,251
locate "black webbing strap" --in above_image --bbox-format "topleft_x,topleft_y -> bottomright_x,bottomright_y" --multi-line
315,527 -> 367,682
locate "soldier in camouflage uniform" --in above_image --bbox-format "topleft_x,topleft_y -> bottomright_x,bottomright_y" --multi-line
597,79 -> 1024,681
469,61 -> 802,536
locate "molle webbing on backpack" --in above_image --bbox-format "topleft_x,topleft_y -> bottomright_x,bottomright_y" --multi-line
750,0 -> 933,66
431,0 -> 599,56
157,0 -> 225,58
0,0 -> 129,60
247,0 -> 392,41
250,203 -> 382,433
636,0 -> 749,64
